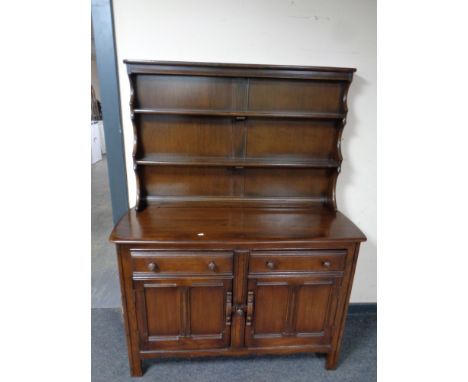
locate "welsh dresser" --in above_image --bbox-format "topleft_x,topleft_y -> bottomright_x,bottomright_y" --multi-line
110,60 -> 366,377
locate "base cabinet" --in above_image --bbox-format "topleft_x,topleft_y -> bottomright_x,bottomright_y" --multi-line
117,246 -> 360,376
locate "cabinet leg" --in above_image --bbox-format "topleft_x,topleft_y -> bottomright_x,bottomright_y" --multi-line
130,360 -> 143,377
326,350 -> 338,370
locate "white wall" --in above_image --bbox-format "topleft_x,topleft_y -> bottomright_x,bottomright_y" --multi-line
113,0 -> 376,302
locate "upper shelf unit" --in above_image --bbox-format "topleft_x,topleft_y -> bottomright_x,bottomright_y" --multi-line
125,60 -> 355,211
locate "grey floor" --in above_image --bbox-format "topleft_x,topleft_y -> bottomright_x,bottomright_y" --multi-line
92,157 -> 377,381
92,157 -> 121,308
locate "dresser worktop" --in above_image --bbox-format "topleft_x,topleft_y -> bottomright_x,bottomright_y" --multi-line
110,206 -> 366,245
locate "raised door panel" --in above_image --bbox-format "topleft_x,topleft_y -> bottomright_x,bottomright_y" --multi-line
294,283 -> 333,335
144,285 -> 180,338
245,275 -> 341,348
189,285 -> 225,336
134,278 -> 232,351
253,283 -> 290,335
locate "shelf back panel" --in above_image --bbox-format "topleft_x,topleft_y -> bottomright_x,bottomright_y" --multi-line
135,75 -> 243,110
248,78 -> 345,114
137,115 -> 234,158
140,166 -> 335,201
245,118 -> 339,161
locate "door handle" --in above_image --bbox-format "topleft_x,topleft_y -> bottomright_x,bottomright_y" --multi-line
225,291 -> 232,325
228,291 -> 254,325
246,291 -> 254,326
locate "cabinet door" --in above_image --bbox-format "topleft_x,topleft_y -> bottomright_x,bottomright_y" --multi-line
134,277 -> 232,351
244,275 -> 341,348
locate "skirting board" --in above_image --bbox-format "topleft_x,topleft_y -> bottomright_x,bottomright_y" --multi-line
348,303 -> 377,315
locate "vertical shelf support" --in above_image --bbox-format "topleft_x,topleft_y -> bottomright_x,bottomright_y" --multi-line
331,78 -> 353,211
128,72 -> 145,211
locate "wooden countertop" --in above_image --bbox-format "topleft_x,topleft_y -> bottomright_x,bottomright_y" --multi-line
110,206 -> 366,245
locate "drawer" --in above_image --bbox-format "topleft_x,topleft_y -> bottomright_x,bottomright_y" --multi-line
249,250 -> 346,273
131,251 -> 233,275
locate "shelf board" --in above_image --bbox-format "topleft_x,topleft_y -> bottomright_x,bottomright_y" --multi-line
135,156 -> 340,168
133,108 -> 345,120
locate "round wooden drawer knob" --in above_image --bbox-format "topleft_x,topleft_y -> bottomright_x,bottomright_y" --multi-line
266,261 -> 276,270
208,261 -> 217,271
322,260 -> 331,268
147,262 -> 158,272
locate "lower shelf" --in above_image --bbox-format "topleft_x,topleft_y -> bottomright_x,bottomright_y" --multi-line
139,344 -> 332,358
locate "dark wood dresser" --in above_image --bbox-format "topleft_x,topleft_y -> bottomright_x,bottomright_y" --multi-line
110,60 -> 366,376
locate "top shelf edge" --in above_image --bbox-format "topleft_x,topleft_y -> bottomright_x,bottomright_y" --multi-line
123,59 -> 356,73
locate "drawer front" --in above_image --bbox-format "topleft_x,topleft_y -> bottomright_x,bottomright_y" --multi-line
131,251 -> 233,275
249,250 -> 346,273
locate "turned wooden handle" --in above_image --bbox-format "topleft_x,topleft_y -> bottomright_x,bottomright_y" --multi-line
322,260 -> 331,268
246,291 -> 254,326
225,292 -> 232,325
208,261 -> 216,271
147,262 -> 158,272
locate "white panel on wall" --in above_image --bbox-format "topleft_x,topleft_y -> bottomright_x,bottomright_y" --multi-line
112,0 -> 376,302
91,58 -> 101,100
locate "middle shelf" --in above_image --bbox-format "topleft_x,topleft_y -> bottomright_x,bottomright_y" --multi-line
133,108 -> 345,120
135,155 -> 341,168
